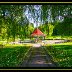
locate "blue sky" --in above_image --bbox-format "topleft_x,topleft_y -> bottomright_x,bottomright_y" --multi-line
24,5 -> 64,27
25,5 -> 42,28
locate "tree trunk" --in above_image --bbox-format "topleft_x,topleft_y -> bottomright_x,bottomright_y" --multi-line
47,26 -> 49,36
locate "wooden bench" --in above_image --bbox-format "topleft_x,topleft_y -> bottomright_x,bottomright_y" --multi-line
63,39 -> 72,43
65,39 -> 72,42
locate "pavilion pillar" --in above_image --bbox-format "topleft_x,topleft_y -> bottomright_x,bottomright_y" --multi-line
44,36 -> 45,40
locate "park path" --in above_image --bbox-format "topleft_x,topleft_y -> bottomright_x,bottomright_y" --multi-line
20,46 -> 57,67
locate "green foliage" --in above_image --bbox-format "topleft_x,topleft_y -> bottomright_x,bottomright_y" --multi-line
0,5 -> 34,42
39,23 -> 54,37
0,5 -> 72,41
41,5 -> 49,23
53,17 -> 72,36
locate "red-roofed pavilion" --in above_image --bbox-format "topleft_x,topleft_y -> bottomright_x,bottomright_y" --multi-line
31,28 -> 45,37
31,28 -> 46,42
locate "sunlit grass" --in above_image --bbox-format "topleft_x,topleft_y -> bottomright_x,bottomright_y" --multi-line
0,40 -> 32,67
0,39 -> 72,67
46,36 -> 72,40
3,43 -> 32,48
45,43 -> 72,67
0,45 -> 30,67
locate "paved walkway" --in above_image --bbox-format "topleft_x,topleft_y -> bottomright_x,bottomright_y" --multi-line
20,46 -> 57,67
8,40 -> 65,45
19,40 -> 66,67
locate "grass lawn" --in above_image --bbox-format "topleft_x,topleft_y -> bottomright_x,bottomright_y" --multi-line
0,43 -> 31,67
45,42 -> 72,67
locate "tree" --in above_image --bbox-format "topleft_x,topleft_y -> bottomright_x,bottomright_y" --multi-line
53,17 -> 72,36
0,5 -> 72,42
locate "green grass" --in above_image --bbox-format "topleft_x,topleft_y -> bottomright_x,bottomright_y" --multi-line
45,42 -> 72,67
0,45 -> 30,67
46,36 -> 72,40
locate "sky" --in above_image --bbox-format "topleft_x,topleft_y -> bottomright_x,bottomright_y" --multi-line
24,5 -> 64,28
25,5 -> 42,28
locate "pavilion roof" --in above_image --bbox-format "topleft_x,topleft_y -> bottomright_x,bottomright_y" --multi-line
31,28 -> 46,37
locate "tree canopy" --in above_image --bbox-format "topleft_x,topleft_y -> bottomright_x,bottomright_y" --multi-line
0,5 -> 72,42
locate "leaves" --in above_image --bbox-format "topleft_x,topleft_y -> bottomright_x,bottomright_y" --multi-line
0,5 -> 72,41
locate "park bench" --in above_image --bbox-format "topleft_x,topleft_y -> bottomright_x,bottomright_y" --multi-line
67,39 -> 72,42
55,42 -> 61,44
55,40 -> 64,44
64,39 -> 72,42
